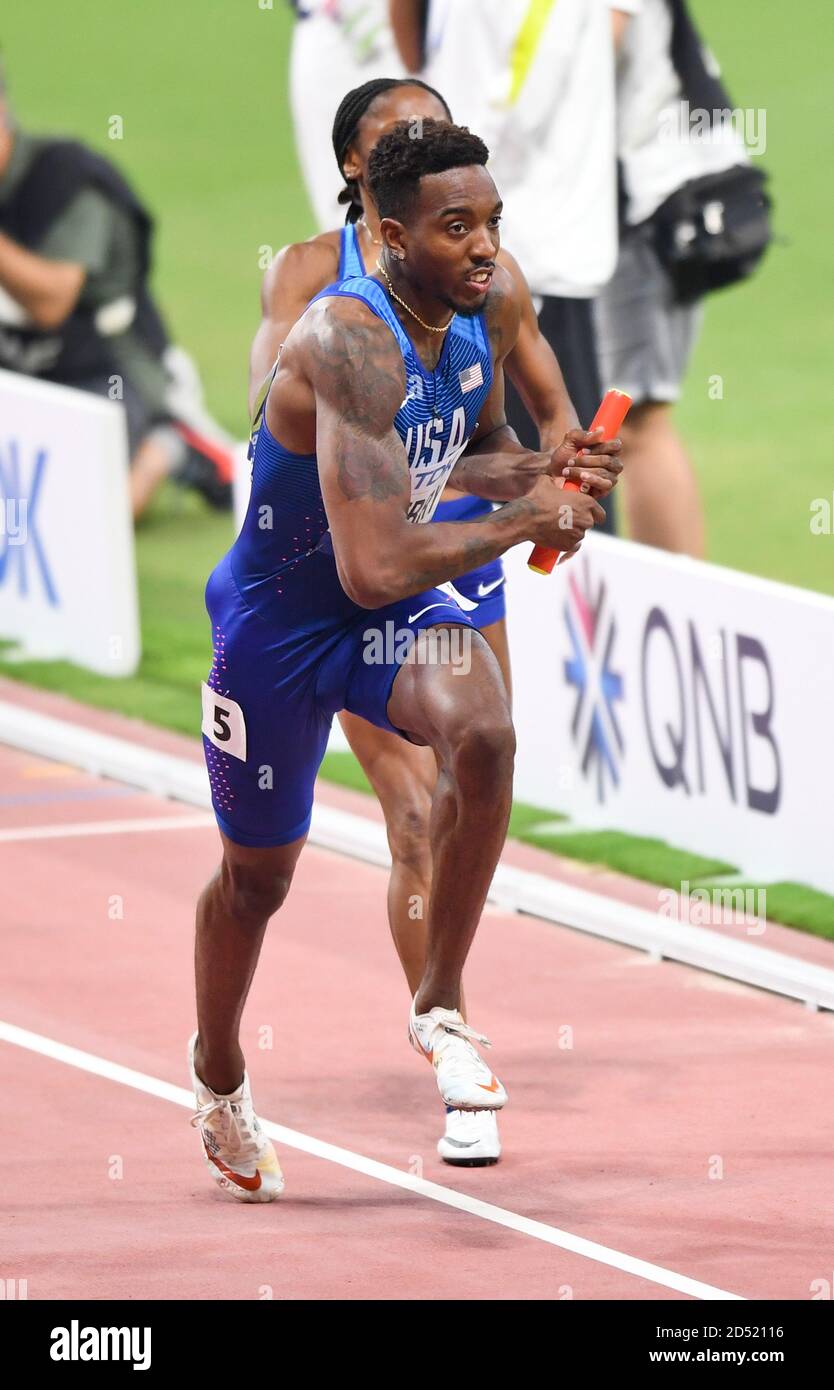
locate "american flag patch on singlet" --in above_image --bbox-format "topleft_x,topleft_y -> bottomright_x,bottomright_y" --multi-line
458,362 -> 484,394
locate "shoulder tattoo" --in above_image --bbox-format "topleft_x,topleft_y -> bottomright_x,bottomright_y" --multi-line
307,301 -> 408,503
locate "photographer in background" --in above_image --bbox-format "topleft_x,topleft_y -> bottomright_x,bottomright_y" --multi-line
0,57 -> 233,519
594,0 -> 771,555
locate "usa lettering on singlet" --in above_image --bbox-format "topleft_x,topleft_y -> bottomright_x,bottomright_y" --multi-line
404,406 -> 469,524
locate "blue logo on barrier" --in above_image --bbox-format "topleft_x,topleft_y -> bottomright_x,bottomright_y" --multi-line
563,561 -> 624,802
0,440 -> 58,605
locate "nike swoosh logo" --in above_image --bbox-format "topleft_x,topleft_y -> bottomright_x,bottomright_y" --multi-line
204,1144 -> 263,1191
477,1076 -> 501,1094
476,577 -> 505,598
408,602 -> 454,623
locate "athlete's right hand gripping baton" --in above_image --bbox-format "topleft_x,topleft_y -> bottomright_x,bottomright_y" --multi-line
527,388 -> 633,575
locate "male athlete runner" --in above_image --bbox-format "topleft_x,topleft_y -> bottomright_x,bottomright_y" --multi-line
250,77 -> 582,1166
189,119 -> 622,1201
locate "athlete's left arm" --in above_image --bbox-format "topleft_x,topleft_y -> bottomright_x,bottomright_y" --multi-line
450,274 -> 622,500
498,248 -> 579,449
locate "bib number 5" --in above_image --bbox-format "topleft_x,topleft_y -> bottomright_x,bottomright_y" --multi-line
201,682 -> 247,761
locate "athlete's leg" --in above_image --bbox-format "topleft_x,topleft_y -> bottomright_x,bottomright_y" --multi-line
386,624 -> 515,1015
193,830 -> 307,1095
193,828 -> 307,1089
335,597 -> 511,1003
338,711 -> 471,1020
337,710 -> 435,994
189,826 -> 304,1201
195,547 -> 331,1101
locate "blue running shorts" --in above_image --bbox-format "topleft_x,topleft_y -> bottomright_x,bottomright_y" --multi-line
201,553 -> 477,848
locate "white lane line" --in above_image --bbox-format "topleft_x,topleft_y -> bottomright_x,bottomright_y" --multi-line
0,1020 -> 743,1302
0,814 -> 215,843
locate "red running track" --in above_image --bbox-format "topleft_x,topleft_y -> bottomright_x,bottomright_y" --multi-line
2,733 -> 834,1302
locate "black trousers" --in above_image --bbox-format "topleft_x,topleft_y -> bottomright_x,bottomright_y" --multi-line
503,293 -> 616,535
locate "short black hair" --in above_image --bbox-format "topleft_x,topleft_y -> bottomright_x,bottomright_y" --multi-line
331,78 -> 452,224
367,118 -> 490,225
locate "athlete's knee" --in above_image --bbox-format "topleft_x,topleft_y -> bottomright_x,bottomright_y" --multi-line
220,856 -> 294,924
449,714 -> 516,791
386,786 -> 432,877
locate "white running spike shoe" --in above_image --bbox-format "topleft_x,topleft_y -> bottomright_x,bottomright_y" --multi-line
188,1032 -> 284,1202
408,1002 -> 508,1111
438,1109 -> 502,1166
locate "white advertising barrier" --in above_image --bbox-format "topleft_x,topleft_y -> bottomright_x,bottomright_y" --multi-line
0,369 -> 140,675
504,532 -> 834,895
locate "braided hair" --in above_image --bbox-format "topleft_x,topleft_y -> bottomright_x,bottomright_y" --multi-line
331,77 -> 452,223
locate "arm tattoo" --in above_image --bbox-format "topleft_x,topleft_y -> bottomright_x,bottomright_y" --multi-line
336,429 -> 405,502
307,301 -> 408,502
398,496 -> 536,596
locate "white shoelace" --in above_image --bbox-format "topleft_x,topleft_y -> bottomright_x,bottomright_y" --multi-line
438,1017 -> 491,1049
190,1096 -> 260,1164
433,1019 -> 493,1083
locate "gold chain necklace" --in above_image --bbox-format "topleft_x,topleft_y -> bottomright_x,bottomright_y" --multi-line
377,257 -> 453,334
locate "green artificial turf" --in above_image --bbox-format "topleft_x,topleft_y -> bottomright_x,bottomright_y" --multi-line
515,827 -> 737,889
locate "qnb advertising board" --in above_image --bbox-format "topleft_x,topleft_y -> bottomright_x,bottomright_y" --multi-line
504,533 -> 834,895
0,370 -> 140,675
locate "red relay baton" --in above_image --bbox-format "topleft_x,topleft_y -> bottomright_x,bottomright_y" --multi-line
527,388 -> 632,574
